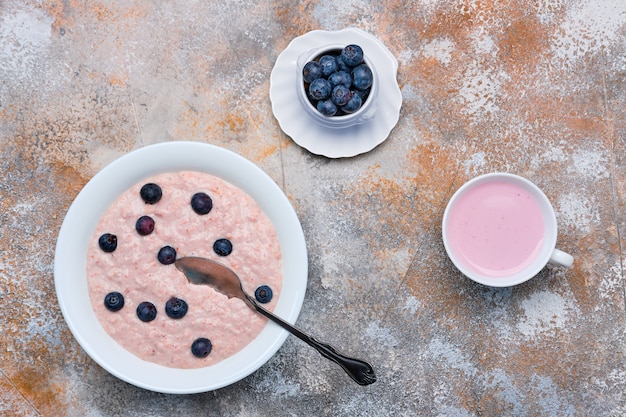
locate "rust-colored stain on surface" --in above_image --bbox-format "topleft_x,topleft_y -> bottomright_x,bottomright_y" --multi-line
5,368 -> 69,415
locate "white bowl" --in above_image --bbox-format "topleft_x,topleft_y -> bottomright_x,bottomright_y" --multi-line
54,141 -> 308,394
297,45 -> 379,128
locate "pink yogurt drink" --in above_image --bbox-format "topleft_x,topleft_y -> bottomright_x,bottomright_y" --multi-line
445,181 -> 545,278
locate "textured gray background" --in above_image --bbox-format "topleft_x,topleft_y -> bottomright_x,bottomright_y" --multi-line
1,1 -> 625,416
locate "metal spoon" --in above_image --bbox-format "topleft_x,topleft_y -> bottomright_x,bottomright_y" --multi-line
175,256 -> 377,386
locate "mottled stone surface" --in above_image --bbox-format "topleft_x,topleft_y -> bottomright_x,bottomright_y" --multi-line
1,0 -> 625,416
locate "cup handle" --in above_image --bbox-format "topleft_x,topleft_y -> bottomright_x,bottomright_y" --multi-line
549,248 -> 574,268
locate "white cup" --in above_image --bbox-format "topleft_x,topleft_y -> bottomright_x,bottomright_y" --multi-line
442,173 -> 573,287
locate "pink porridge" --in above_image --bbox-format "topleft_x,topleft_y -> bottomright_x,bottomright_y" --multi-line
87,171 -> 282,369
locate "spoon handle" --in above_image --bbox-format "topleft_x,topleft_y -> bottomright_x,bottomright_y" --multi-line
245,295 -> 376,386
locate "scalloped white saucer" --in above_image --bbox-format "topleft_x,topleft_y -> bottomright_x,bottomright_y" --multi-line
270,28 -> 402,158
54,142 -> 308,394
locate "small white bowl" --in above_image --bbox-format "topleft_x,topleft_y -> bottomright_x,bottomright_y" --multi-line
54,142 -> 308,394
297,45 -> 378,129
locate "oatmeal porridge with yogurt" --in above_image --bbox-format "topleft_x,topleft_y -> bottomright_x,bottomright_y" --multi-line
87,171 -> 282,369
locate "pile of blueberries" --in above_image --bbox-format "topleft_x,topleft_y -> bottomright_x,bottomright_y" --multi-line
98,182 -> 274,359
302,44 -> 373,117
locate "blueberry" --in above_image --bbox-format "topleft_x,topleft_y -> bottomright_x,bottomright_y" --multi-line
157,245 -> 177,265
352,64 -> 373,90
191,337 -> 213,358
328,71 -> 352,88
165,297 -> 188,319
341,44 -> 364,67
104,291 -> 125,312
302,61 -> 323,83
191,192 -> 213,215
98,233 -> 118,252
335,54 -> 351,72
140,183 -> 162,204
331,85 -> 352,107
318,55 -> 338,77
254,285 -> 273,303
213,238 -> 233,256
354,87 -> 370,101
308,78 -> 331,101
135,215 -> 155,236
317,99 -> 338,116
342,91 -> 363,113
136,301 -> 157,322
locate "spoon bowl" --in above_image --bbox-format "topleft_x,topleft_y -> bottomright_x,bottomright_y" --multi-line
175,256 -> 376,386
